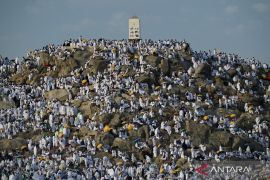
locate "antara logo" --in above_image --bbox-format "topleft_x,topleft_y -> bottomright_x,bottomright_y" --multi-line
195,163 -> 251,176
195,163 -> 209,176
210,166 -> 251,174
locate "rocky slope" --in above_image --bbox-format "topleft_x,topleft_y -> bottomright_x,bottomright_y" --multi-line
0,39 -> 270,178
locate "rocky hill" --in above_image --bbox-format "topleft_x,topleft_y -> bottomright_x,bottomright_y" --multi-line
0,39 -> 270,179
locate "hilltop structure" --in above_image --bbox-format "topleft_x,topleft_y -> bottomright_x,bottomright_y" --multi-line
128,16 -> 141,40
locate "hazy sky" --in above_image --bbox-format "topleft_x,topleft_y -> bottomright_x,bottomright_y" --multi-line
0,0 -> 269,63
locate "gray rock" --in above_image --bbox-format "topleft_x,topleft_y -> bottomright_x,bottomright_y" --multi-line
96,132 -> 115,146
112,138 -> 132,151
160,59 -> 170,75
194,63 -> 211,77
44,89 -> 69,102
145,55 -> 161,67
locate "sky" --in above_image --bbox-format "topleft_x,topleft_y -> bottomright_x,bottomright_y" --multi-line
0,0 -> 269,63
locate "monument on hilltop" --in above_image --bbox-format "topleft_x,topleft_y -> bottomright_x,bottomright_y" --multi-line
128,16 -> 141,41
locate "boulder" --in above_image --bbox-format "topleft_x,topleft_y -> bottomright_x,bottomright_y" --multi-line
71,99 -> 83,108
0,137 -> 27,151
236,114 -> 255,131
88,57 -> 109,74
160,59 -> 170,75
176,158 -> 190,170
158,129 -> 172,146
114,96 -> 122,106
28,73 -> 43,85
239,93 -> 253,103
187,121 -> 264,151
109,113 -> 122,127
145,55 -> 161,67
78,126 -> 97,138
227,68 -> 237,77
39,52 -> 54,66
10,70 -> 30,85
121,93 -> 132,101
112,138 -> 132,151
109,113 -> 133,128
125,68 -> 136,77
135,73 -> 156,84
169,59 -> 192,73
78,101 -> 98,118
232,135 -> 263,151
208,131 -> 234,149
0,101 -> 15,110
137,125 -> 150,139
71,87 -> 79,97
44,89 -> 69,102
55,58 -> 78,77
194,63 -> 211,77
186,121 -> 211,147
99,113 -> 113,125
96,133 -> 115,146
0,96 -> 15,109
73,49 -> 93,66
179,60 -> 193,71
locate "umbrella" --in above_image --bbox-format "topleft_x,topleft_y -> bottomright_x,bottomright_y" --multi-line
82,79 -> 88,85
127,124 -> 134,131
97,144 -> 103,149
103,125 -> 112,132
203,116 -> 209,121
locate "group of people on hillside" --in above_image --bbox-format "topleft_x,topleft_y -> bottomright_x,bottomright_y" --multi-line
0,38 -> 270,179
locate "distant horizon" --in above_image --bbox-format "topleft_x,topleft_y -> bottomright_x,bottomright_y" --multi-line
0,0 -> 269,63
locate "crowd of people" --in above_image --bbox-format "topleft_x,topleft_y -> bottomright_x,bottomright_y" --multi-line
0,37 -> 270,179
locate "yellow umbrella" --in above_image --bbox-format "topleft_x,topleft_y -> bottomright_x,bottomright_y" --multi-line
58,132 -> 63,138
103,125 -> 112,132
134,54 -> 139,59
82,79 -> 88,84
97,144 -> 103,149
160,166 -> 165,173
174,168 -> 181,173
172,168 -> 180,174
127,124 -> 134,131
117,161 -> 123,165
229,114 -> 236,118
128,90 -> 134,95
203,116 -> 209,120
38,156 -> 47,161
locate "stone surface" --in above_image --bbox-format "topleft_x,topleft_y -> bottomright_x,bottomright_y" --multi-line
44,89 -> 69,102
